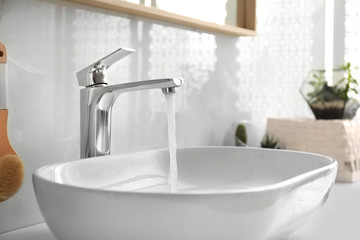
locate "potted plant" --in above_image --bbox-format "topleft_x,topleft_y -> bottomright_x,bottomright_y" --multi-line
301,63 -> 359,119
260,134 -> 281,149
235,123 -> 247,146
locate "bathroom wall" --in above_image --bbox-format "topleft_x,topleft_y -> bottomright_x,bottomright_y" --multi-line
344,0 -> 360,69
0,0 -> 326,233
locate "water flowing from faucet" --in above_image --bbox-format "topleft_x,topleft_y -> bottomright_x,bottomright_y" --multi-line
165,93 -> 178,193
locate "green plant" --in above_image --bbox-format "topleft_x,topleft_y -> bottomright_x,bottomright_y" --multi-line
235,124 -> 247,146
306,63 -> 359,102
334,62 -> 359,101
261,134 -> 281,149
301,62 -> 360,119
307,70 -> 326,102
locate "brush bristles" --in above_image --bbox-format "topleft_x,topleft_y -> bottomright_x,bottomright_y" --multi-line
0,154 -> 24,202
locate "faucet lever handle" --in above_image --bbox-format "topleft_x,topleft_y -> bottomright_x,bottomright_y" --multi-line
76,47 -> 135,87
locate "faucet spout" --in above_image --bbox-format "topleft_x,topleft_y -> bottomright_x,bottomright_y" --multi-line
79,77 -> 183,158
162,87 -> 177,94
102,78 -> 183,95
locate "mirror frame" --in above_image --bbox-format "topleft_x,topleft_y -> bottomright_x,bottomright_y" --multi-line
66,0 -> 256,36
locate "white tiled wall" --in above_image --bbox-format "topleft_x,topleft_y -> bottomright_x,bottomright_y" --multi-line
0,0 -> 325,233
345,0 -> 360,82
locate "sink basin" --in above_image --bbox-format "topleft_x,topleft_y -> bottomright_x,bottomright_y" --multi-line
33,147 -> 337,240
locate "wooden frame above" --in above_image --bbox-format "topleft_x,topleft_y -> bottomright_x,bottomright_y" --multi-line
66,0 -> 256,37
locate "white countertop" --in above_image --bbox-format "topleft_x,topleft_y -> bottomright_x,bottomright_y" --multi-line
1,182 -> 360,240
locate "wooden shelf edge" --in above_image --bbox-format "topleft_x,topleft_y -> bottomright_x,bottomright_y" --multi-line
66,0 -> 257,37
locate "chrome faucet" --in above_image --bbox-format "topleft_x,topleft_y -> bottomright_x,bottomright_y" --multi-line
76,47 -> 183,158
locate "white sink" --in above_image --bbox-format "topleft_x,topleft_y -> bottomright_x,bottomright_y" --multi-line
33,147 -> 337,240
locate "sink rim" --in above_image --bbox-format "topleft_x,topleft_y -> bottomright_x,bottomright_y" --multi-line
33,146 -> 337,196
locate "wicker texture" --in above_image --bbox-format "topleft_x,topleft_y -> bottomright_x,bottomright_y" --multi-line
266,118 -> 360,182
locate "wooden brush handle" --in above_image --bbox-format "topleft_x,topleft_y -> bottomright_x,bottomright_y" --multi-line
0,43 -> 8,110
0,110 -> 16,156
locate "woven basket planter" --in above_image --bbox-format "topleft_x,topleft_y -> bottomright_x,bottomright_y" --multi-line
266,118 -> 360,182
